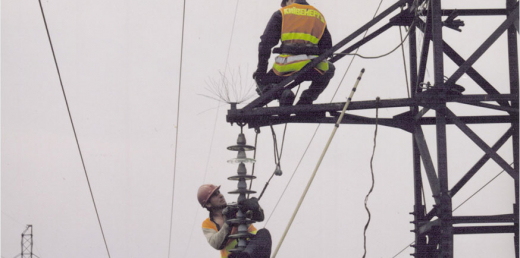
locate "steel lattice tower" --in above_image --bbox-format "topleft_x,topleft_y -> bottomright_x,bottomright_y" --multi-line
226,1 -> 519,257
21,225 -> 33,258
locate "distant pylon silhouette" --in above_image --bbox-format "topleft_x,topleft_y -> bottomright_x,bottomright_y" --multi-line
21,225 -> 34,258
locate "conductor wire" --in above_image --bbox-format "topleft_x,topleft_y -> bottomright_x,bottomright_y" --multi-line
168,0 -> 187,256
37,1 -> 111,258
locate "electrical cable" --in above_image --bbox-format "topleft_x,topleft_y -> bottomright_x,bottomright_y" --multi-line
333,21 -> 414,60
399,26 -> 411,98
270,125 -> 281,167
247,129 -> 260,199
264,124 -> 321,227
167,0 -> 187,256
37,1 -> 111,258
183,1 -> 242,256
272,69 -> 365,258
390,162 -> 513,258
263,0 -> 385,229
362,98 -> 380,258
330,0 -> 384,101
265,0 -> 384,236
252,83 -> 301,201
452,165 -> 509,212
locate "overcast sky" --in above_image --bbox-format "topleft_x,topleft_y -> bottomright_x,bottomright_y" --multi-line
2,0 -> 518,257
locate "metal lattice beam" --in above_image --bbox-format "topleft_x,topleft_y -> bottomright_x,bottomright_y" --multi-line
226,1 -> 519,257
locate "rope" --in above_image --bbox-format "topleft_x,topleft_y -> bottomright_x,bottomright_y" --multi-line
37,1 -> 111,257
272,69 -> 365,258
362,97 -> 380,258
168,0 -> 187,256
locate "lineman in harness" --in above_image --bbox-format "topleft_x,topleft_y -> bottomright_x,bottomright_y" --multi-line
198,184 -> 272,258
253,0 -> 335,106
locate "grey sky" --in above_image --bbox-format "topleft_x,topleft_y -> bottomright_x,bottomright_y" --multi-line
2,0 -> 517,257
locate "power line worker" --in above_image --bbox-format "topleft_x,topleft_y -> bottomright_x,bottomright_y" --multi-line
253,0 -> 335,106
198,184 -> 272,258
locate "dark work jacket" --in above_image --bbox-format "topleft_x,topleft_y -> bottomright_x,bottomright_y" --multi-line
256,0 -> 333,74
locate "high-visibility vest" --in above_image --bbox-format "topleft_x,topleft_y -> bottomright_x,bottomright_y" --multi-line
273,3 -> 329,76
202,218 -> 258,258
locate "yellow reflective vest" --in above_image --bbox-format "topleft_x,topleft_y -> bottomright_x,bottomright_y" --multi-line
273,3 -> 329,76
202,218 -> 258,258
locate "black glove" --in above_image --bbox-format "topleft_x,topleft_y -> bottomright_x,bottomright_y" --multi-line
240,197 -> 260,213
254,70 -> 268,83
223,204 -> 239,225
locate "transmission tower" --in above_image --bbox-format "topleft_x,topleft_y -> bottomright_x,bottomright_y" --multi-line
227,0 -> 519,257
21,225 -> 33,258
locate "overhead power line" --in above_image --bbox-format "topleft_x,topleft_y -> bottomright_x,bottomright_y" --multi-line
37,1 -> 111,257
167,0 -> 188,256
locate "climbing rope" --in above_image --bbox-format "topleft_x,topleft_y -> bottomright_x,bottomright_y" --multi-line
362,97 -> 380,258
272,68 -> 366,258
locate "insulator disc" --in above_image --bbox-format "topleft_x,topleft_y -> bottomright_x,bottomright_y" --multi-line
228,189 -> 257,194
229,247 -> 246,253
227,158 -> 256,164
226,218 -> 256,225
229,232 -> 255,239
227,145 -> 256,151
228,175 -> 257,181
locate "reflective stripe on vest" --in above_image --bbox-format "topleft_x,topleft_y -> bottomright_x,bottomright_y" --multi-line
273,53 -> 329,76
220,226 -> 258,258
274,4 -> 328,76
280,4 -> 326,44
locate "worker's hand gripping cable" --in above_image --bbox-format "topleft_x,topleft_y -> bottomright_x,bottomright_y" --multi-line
272,68 -> 366,258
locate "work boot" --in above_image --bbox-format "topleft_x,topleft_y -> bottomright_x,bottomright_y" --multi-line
296,95 -> 313,105
279,89 -> 295,107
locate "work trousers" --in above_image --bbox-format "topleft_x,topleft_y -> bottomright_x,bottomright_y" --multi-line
262,63 -> 335,105
228,229 -> 272,258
